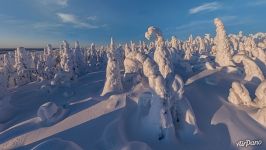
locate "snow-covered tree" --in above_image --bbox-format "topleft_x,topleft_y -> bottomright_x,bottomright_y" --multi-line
213,18 -> 235,67
2,54 -> 16,88
124,43 -> 131,57
254,80 -> 266,108
14,47 -> 31,86
145,26 -> 173,79
252,47 -> 266,74
228,81 -> 252,106
233,54 -> 264,83
0,72 -> 7,98
73,41 -> 86,75
101,38 -> 123,96
60,40 -> 75,79
43,44 -> 57,79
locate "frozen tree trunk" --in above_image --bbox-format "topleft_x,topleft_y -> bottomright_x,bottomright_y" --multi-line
101,38 -> 123,96
213,18 -> 235,67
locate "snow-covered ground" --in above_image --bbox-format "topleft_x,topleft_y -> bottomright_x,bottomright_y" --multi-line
0,69 -> 265,150
1,18 -> 266,150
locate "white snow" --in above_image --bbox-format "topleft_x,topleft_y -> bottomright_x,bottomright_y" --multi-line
32,138 -> 83,150
37,102 -> 68,126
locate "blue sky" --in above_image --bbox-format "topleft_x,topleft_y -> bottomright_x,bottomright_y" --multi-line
0,0 -> 265,48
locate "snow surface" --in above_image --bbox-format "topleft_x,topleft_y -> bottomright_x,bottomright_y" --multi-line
0,68 -> 265,150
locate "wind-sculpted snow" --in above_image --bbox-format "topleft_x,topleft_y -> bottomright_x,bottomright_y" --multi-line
37,102 -> 68,126
123,43 -> 198,142
32,138 -> 83,150
228,80 -> 266,127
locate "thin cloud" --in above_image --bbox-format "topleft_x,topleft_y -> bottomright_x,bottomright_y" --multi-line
39,0 -> 69,7
175,16 -> 250,33
248,0 -> 266,6
87,16 -> 97,21
189,2 -> 222,14
57,0 -> 68,6
176,20 -> 211,31
57,13 -> 99,29
33,22 -> 63,29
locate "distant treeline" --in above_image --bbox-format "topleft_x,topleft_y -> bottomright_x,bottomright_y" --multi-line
0,48 -> 46,54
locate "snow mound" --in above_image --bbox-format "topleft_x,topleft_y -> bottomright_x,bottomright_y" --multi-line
32,138 -> 83,150
176,97 -> 199,139
121,141 -> 152,150
228,79 -> 266,127
0,96 -> 14,123
37,102 -> 68,126
251,107 -> 266,128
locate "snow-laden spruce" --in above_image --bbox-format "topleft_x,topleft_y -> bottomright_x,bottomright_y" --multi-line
254,80 -> 266,108
228,81 -> 252,106
14,47 -> 31,86
171,75 -> 199,138
252,47 -> 266,74
43,44 -> 57,80
73,41 -> 86,75
1,54 -> 14,89
123,28 -> 198,141
0,72 -> 7,98
101,38 -> 123,96
1,20 -> 265,90
228,79 -> 266,127
60,40 -> 75,79
213,18 -> 235,67
233,54 -> 264,83
145,26 -> 173,79
124,49 -> 175,140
